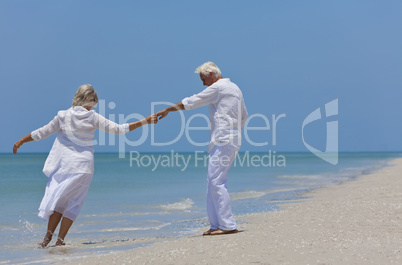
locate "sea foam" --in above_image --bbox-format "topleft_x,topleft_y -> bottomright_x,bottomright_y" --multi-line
159,198 -> 194,211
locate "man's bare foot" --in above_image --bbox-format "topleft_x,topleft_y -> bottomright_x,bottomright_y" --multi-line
203,228 -> 217,236
55,238 -> 65,246
38,237 -> 52,248
210,228 -> 238,235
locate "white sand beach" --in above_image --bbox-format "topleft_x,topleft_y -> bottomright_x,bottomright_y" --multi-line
65,158 -> 402,265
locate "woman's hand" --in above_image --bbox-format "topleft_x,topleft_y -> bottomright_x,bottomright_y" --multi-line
12,134 -> 34,154
146,114 -> 159,124
129,115 -> 158,132
13,141 -> 22,154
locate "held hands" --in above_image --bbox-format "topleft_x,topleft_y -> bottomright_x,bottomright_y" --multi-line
155,103 -> 184,121
156,109 -> 169,120
145,114 -> 159,124
153,103 -> 184,121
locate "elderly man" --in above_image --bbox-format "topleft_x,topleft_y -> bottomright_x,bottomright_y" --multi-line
156,62 -> 248,235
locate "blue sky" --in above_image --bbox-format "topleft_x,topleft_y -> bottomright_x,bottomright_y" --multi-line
1,0 -> 401,153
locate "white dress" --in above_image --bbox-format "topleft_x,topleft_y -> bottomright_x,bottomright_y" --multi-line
31,106 -> 129,221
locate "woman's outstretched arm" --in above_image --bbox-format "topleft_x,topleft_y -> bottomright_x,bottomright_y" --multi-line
14,115 -> 60,154
13,134 -> 34,154
128,114 -> 158,132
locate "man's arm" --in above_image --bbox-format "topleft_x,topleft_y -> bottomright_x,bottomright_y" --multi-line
156,102 -> 185,120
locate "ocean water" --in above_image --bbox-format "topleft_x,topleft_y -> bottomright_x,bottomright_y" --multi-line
0,151 -> 400,264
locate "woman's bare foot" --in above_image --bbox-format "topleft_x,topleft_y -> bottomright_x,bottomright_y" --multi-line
38,237 -> 52,248
38,230 -> 55,247
55,237 -> 65,246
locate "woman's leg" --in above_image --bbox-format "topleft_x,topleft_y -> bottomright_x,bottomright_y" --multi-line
55,217 -> 73,246
38,211 -> 62,247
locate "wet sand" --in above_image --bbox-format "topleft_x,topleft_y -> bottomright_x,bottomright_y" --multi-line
65,158 -> 402,265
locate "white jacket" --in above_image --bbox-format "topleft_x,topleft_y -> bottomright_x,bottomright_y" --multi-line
182,78 -> 248,152
31,106 -> 129,176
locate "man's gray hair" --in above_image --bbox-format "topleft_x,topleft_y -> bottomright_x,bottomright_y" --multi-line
72,84 -> 98,107
195,61 -> 222,78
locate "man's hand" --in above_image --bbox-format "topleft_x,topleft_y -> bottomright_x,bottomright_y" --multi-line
156,110 -> 169,120
156,102 -> 185,121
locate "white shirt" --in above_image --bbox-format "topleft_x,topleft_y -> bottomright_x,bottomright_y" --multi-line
31,106 -> 129,176
182,78 -> 248,151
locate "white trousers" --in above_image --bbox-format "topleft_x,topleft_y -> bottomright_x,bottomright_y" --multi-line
207,144 -> 237,230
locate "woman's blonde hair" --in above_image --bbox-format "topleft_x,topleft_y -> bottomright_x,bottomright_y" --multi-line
72,84 -> 98,107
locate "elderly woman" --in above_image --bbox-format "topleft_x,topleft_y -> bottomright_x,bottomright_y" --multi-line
13,84 -> 157,247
